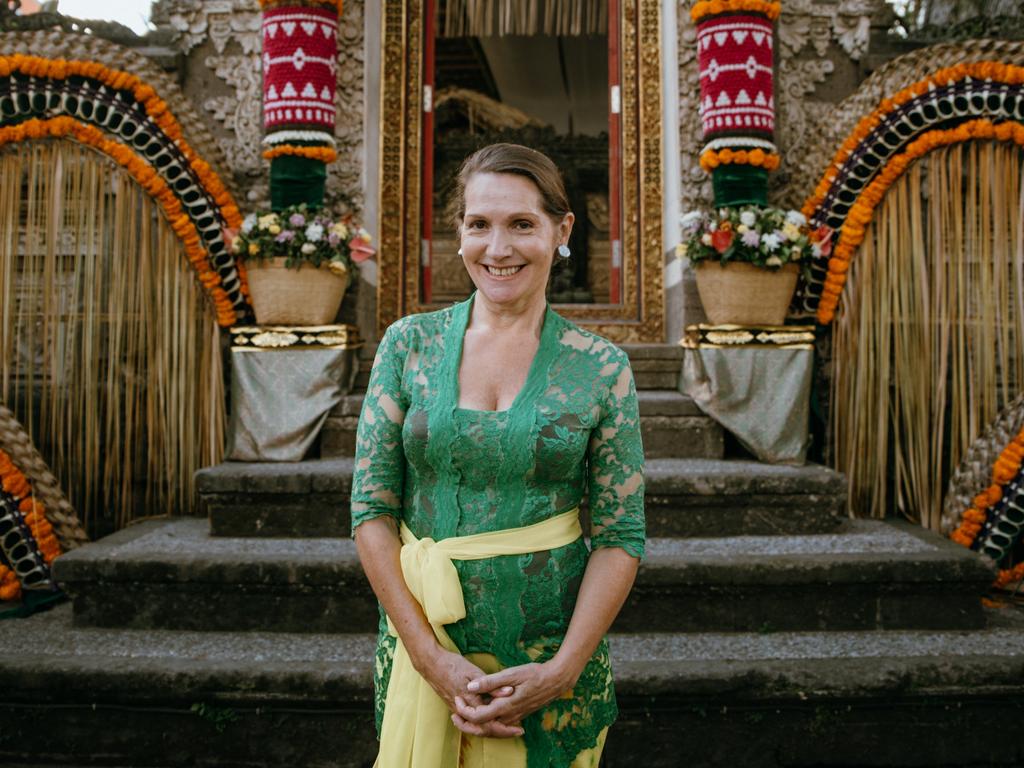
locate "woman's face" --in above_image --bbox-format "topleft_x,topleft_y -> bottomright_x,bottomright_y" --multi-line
459,172 -> 573,309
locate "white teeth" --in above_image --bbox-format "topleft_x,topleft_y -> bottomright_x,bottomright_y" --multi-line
485,265 -> 523,277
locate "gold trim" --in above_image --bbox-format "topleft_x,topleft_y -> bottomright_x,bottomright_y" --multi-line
377,0 -> 664,342
231,323 -> 364,350
681,323 -> 816,349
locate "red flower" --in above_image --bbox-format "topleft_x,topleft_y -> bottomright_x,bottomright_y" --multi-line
815,225 -> 834,256
711,229 -> 734,254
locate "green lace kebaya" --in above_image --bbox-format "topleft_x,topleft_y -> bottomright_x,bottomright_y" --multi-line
351,292 -> 646,768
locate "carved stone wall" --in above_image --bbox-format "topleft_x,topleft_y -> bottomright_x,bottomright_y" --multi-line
677,0 -> 885,214
150,0 -> 365,211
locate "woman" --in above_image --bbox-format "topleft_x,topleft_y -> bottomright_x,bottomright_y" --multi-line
352,143 -> 645,767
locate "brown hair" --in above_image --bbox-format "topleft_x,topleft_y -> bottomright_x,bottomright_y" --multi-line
448,143 -> 571,231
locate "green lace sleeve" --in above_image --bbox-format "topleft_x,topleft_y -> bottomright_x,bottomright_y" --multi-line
350,321 -> 409,533
587,353 -> 646,558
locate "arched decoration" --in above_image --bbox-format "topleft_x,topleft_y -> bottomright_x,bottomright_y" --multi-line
947,393 -> 1024,590
0,53 -> 250,326
799,61 -> 1024,323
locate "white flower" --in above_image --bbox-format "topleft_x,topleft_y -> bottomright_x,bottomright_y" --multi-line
231,237 -> 242,254
740,210 -> 757,228
785,210 -> 807,227
301,242 -> 316,255
241,213 -> 257,235
257,213 -> 279,230
762,233 -> 781,252
701,233 -> 713,246
305,223 -> 325,242
766,255 -> 783,267
737,224 -> 749,234
680,211 -> 704,232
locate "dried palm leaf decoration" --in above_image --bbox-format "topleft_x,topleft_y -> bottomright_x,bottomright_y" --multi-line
0,139 -> 225,535
831,141 -> 1024,530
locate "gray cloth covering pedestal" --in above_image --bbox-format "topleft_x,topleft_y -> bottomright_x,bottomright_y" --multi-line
680,325 -> 814,465
225,326 -> 361,462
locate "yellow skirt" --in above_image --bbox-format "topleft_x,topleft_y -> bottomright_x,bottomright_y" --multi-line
458,653 -> 608,768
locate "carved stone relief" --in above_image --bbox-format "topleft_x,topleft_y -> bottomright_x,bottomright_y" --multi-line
151,0 -> 365,211
677,0 -> 883,213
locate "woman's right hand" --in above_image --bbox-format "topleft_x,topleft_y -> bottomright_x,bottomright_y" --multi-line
414,646 -> 524,739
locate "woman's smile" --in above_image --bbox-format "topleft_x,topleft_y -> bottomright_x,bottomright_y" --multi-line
483,264 -> 526,278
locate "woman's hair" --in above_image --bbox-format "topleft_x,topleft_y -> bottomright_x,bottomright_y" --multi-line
448,143 -> 571,231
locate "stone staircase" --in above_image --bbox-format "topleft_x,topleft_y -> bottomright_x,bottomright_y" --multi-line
3,343 -> 1024,767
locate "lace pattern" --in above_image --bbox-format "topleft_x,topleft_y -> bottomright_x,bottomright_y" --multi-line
352,293 -> 645,767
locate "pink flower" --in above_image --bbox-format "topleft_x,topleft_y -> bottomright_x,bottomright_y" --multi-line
348,234 -> 376,263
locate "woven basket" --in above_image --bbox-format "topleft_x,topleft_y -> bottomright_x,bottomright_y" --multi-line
695,261 -> 799,326
246,257 -> 349,326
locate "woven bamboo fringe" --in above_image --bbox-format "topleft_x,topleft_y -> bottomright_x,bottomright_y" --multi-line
832,142 -> 1024,530
0,140 -> 225,535
443,0 -> 605,37
0,404 -> 89,551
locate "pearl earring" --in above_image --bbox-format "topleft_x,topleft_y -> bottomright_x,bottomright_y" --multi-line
557,244 -> 570,259
458,248 -> 464,256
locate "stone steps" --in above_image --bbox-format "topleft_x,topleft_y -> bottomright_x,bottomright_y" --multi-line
320,390 -> 725,461
52,517 -> 994,635
3,601 -> 1024,767
196,457 -> 846,539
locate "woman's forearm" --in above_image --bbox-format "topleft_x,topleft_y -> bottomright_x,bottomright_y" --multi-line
547,546 -> 639,688
354,516 -> 442,668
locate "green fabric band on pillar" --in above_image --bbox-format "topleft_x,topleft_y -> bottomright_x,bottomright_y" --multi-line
270,155 -> 327,211
712,165 -> 768,208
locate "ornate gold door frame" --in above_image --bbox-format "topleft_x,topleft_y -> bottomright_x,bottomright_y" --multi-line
376,0 -> 664,343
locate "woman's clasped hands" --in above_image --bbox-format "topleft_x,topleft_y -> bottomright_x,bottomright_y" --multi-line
451,660 -> 578,739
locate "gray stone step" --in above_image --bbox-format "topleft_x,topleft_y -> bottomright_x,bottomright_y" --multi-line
52,517 -> 994,634
3,601 -> 1024,767
320,390 -> 724,460
196,458 -> 845,539
351,342 -> 683,392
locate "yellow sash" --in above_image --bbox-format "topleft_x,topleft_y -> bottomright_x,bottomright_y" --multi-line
374,508 -> 583,768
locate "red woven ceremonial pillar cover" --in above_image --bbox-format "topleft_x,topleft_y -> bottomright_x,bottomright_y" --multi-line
262,5 -> 338,133
697,14 -> 774,140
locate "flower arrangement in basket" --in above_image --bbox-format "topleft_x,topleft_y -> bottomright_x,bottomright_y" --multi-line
677,206 -> 833,326
678,206 -> 832,269
229,203 -> 375,326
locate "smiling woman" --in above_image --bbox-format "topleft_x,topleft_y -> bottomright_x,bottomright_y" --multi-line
351,143 -> 646,767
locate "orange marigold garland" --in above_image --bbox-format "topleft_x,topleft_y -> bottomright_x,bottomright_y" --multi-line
813,119 -> 1024,324
691,0 -> 780,22
262,144 -> 338,164
0,117 -> 239,326
0,447 -> 63,604
950,424 -> 1024,589
0,54 -> 250,316
700,147 -> 781,172
0,55 -> 242,230
802,62 -> 1024,222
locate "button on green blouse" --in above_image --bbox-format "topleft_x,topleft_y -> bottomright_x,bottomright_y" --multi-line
351,292 -> 646,767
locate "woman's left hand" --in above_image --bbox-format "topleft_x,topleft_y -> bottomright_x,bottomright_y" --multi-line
451,661 -> 575,734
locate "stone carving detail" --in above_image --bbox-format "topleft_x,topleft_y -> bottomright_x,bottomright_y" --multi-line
677,0 -> 880,212
151,0 -> 365,211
